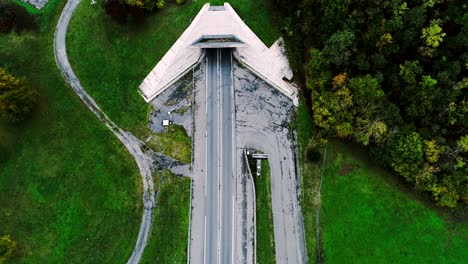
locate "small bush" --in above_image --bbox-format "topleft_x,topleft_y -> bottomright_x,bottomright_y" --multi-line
0,235 -> 16,263
0,67 -> 38,122
306,147 -> 321,163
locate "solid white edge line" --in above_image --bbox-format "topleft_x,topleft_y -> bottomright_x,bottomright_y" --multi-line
205,54 -> 208,115
230,50 -> 236,264
231,195 -> 235,264
204,215 -> 207,264
217,48 -> 222,264
205,55 -> 208,197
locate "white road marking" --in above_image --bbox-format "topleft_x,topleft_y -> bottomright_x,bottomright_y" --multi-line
231,195 -> 235,264
204,215 -> 207,264
217,48 -> 222,264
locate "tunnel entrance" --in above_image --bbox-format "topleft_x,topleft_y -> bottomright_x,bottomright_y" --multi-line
192,35 -> 246,48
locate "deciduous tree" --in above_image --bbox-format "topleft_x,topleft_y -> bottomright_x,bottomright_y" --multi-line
322,30 -> 355,66
0,67 -> 37,122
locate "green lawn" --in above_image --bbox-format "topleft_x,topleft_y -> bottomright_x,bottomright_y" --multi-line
296,99 -> 320,262
251,159 -> 276,263
320,142 -> 468,263
0,1 -> 141,263
140,170 -> 190,263
66,0 -> 280,135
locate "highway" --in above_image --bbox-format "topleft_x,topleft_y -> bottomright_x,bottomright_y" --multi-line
204,48 -> 235,264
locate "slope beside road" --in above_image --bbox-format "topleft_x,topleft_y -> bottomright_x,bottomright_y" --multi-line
54,1 -> 188,263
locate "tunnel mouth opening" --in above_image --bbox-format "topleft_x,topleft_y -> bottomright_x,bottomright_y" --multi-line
192,35 -> 246,48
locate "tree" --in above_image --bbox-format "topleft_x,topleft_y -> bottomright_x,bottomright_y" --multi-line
457,135 -> 468,152
355,118 -> 387,146
103,0 -> 129,23
424,140 -> 440,163
0,235 -> 16,263
322,30 -> 355,66
390,131 -> 424,182
421,20 -> 446,48
0,67 -> 38,122
414,163 -> 437,191
0,0 -> 36,34
431,183 -> 459,207
399,60 -> 422,85
376,33 -> 393,50
419,19 -> 446,57
281,0 -> 468,207
347,75 -> 384,107
331,73 -> 347,88
127,0 -> 164,10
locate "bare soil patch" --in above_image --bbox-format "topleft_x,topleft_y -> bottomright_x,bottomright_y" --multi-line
339,163 -> 354,176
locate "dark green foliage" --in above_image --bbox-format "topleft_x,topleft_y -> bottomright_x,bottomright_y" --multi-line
102,0 -> 129,23
0,235 -> 16,263
102,0 -> 149,24
323,30 -> 355,66
306,147 -> 321,163
0,67 -> 37,122
0,0 -> 36,34
102,0 -> 187,22
389,131 -> 424,181
281,0 -> 468,207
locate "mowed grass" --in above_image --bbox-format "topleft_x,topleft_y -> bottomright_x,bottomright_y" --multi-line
320,142 -> 468,263
66,0 -> 280,135
0,0 -> 141,263
252,159 -> 276,264
296,99 -> 320,262
140,170 -> 190,263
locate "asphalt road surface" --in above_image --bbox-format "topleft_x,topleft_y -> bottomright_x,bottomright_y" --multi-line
204,48 -> 235,264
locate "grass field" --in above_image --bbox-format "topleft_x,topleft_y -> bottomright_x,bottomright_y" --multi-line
0,1 -> 141,262
320,142 -> 468,263
296,99 -> 320,262
66,0 -> 280,135
251,159 -> 276,263
140,170 -> 190,264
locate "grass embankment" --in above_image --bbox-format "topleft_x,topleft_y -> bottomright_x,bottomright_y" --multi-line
320,142 -> 468,263
140,170 -> 190,263
251,159 -> 276,264
297,99 -> 468,262
0,1 -> 141,262
296,99 -> 320,262
66,0 -> 280,136
145,124 -> 192,164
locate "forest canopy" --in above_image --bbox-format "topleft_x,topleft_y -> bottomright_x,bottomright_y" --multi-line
277,0 -> 467,207
102,0 -> 185,23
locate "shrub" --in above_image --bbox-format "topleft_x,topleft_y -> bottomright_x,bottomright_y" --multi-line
0,235 -> 16,263
306,147 -> 321,163
0,67 -> 38,122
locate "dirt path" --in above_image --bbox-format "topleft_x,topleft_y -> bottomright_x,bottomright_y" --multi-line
53,0 -> 187,263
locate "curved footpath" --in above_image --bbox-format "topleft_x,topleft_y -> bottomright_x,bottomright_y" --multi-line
53,0 -> 186,263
